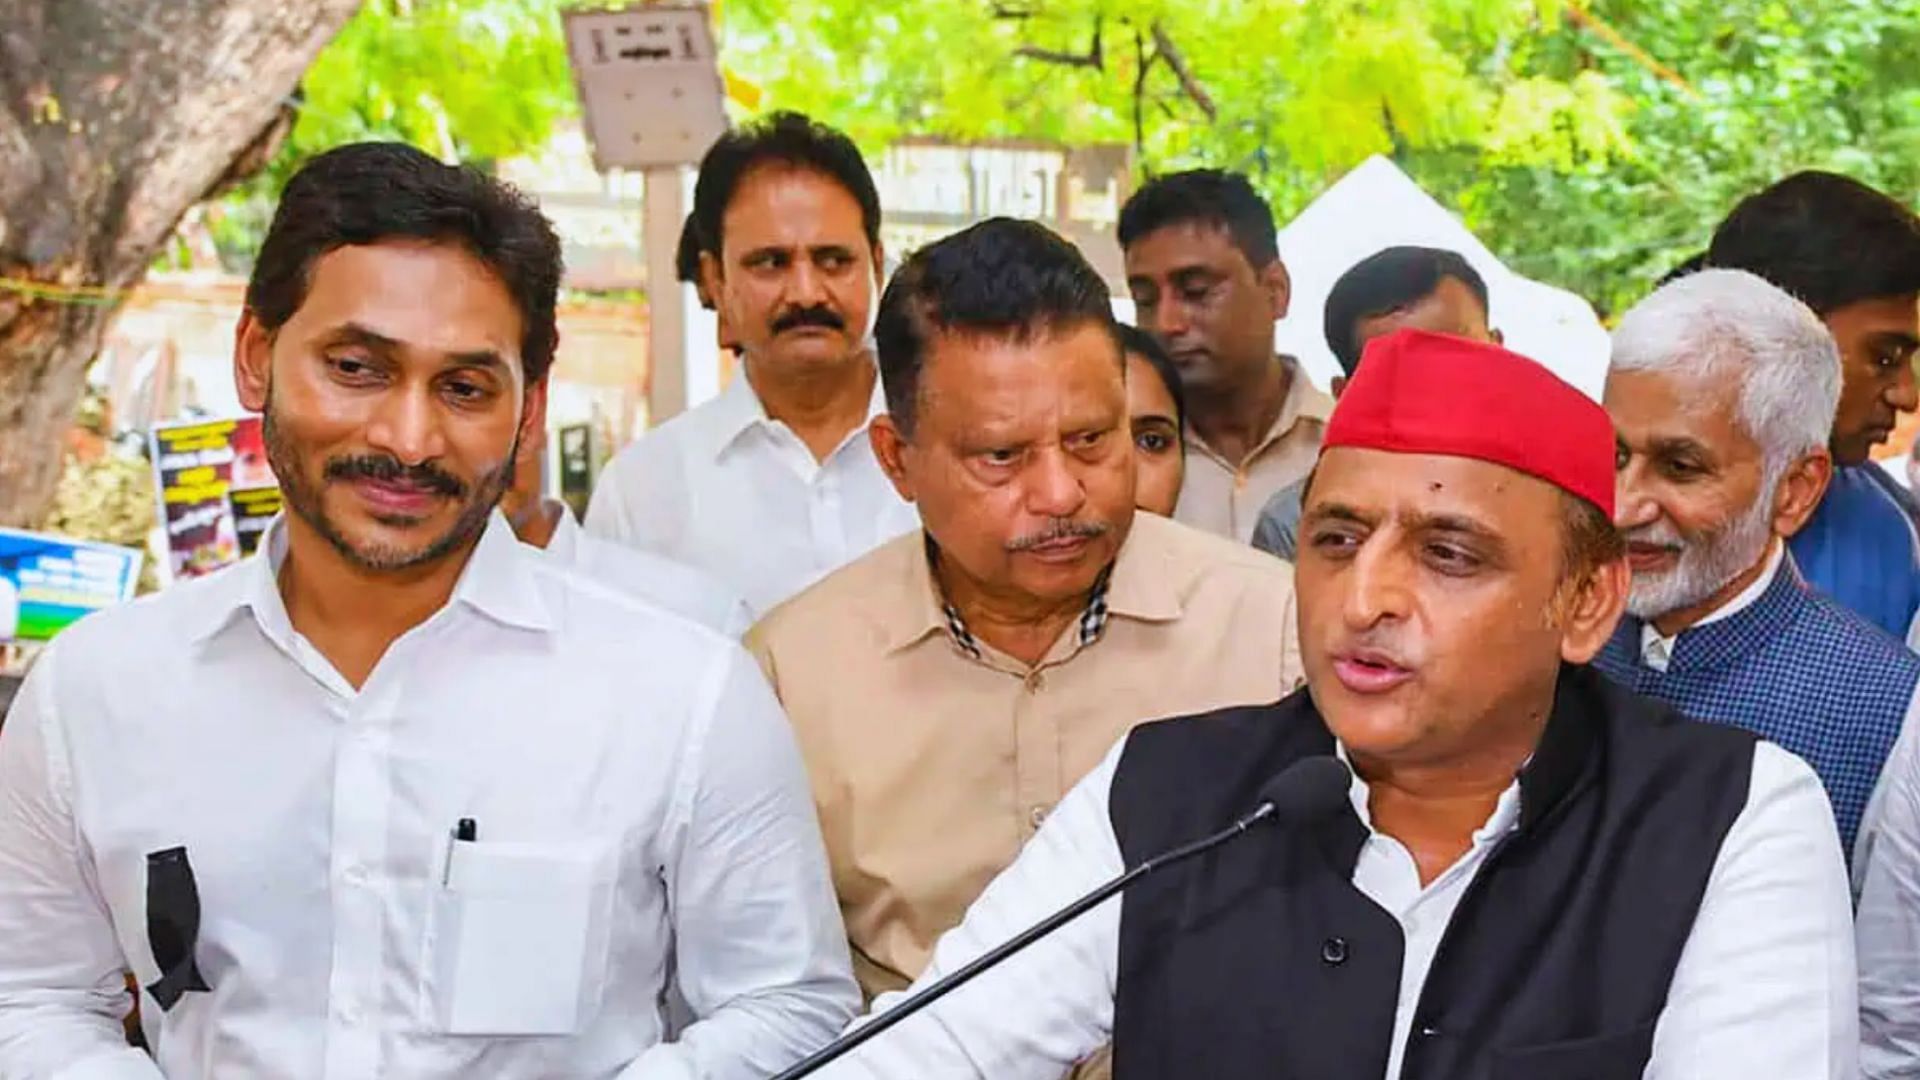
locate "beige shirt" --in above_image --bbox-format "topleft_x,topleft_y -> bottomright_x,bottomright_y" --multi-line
746,512 -> 1305,1004
1175,358 -> 1335,543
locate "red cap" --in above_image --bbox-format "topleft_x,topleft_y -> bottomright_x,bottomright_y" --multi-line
1322,329 -> 1615,517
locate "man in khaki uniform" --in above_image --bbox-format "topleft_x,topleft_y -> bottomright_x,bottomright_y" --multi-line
749,218 -> 1305,1077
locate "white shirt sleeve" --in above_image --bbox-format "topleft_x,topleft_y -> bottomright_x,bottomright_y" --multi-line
814,739 -> 1130,1080
1858,694 -> 1920,1078
1648,741 -> 1858,1080
621,647 -> 860,1080
0,647 -> 165,1079
584,459 -> 639,547
1854,685 -> 1920,896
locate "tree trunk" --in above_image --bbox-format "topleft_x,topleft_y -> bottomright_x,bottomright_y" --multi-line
0,0 -> 361,527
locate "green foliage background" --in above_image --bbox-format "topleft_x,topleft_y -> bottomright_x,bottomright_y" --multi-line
206,0 -> 1920,318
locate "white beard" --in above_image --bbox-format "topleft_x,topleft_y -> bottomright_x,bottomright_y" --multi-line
1624,492 -> 1777,622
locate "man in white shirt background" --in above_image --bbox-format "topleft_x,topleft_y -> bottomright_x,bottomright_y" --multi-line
1594,269 -> 1920,880
503,424 -> 751,637
586,112 -> 918,615
0,142 -> 856,1079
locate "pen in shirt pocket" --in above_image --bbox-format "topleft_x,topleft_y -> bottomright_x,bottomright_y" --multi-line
442,817 -> 478,885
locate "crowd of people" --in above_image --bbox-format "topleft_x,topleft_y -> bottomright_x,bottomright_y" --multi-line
2,107 -> 1920,1078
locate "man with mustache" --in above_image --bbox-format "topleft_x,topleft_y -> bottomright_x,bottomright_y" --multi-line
1595,269 -> 1920,878
1120,170 -> 1335,543
806,328 -> 1855,1079
0,143 -> 857,1077
1704,172 -> 1920,643
587,113 -> 918,616
749,219 -> 1303,1077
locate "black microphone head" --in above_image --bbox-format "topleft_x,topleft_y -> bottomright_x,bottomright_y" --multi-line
1258,756 -> 1353,825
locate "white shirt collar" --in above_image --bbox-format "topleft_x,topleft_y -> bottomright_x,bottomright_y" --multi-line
540,500 -> 583,564
707,362 -> 889,461
1639,540 -> 1785,672
186,510 -> 551,648
1335,741 -> 1526,845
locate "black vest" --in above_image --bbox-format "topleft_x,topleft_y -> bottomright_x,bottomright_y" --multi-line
1108,665 -> 1755,1080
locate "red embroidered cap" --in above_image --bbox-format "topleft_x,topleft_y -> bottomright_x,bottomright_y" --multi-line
1322,329 -> 1615,517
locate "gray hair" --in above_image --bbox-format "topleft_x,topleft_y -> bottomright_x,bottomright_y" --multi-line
1609,268 -> 1839,475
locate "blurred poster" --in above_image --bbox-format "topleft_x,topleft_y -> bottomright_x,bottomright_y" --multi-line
150,417 -> 281,582
0,528 -> 143,642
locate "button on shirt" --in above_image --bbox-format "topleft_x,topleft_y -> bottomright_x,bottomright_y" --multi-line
1174,359 -> 1334,543
812,732 -> 1856,1079
537,502 -> 752,637
746,512 -> 1305,1001
0,515 -> 857,1079
585,371 -> 920,616
1641,542 -> 1920,881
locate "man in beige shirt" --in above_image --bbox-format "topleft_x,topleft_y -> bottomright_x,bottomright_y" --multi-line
1119,169 -> 1335,542
748,218 -> 1304,1070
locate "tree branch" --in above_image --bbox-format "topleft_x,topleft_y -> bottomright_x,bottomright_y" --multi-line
1131,27 -> 1150,156
1014,15 -> 1103,70
1149,21 -> 1216,121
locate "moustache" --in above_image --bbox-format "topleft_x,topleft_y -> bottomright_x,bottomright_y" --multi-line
1621,522 -> 1685,555
771,305 -> 846,335
324,454 -> 468,498
1005,519 -> 1111,552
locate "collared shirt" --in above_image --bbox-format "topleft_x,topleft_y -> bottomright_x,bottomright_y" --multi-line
584,370 -> 920,616
1638,541 -> 1787,672
1638,542 -> 1920,882
0,515 -> 856,1080
814,731 -> 1856,1079
537,502 -> 753,637
746,512 -> 1304,1002
1791,463 -> 1920,643
1856,704 -> 1920,1076
1174,359 -> 1334,543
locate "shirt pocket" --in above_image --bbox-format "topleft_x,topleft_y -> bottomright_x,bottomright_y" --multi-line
1489,1018 -> 1659,1080
420,836 -> 619,1036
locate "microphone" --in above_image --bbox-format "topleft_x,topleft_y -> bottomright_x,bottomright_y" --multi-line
772,754 -> 1353,1079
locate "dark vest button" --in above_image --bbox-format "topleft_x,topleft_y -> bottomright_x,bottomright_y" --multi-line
1320,936 -> 1348,965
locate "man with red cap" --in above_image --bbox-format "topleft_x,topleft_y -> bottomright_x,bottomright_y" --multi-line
804,330 -> 1857,1079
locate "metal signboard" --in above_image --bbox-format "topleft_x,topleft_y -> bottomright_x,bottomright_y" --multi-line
563,4 -> 728,170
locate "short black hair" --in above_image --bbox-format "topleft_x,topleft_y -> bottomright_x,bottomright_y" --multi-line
1117,169 -> 1278,269
876,217 -> 1118,437
1657,251 -> 1707,287
1323,246 -> 1490,374
675,211 -> 704,285
1117,323 -> 1186,430
1707,171 -> 1920,315
246,142 -> 563,384
693,111 -> 881,260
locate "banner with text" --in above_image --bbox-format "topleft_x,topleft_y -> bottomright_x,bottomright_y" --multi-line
150,417 -> 281,582
0,528 -> 143,642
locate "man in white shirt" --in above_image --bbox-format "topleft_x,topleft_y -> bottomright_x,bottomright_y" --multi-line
503,426 -> 751,636
1594,269 -> 1920,880
803,330 -> 1854,1079
0,142 -> 856,1079
586,113 -> 917,615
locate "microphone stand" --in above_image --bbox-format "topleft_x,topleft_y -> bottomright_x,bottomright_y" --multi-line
770,800 -> 1279,1079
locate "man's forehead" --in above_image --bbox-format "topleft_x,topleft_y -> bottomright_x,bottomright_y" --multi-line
1307,446 -> 1561,521
723,163 -> 867,242
291,243 -> 523,364
1123,220 -> 1246,273
919,325 -> 1123,421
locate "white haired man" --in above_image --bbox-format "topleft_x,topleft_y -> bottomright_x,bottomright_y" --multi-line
1595,269 -> 1920,887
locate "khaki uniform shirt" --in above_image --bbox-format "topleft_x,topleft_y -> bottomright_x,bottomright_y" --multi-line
747,513 -> 1305,1009
1175,358 -> 1335,543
